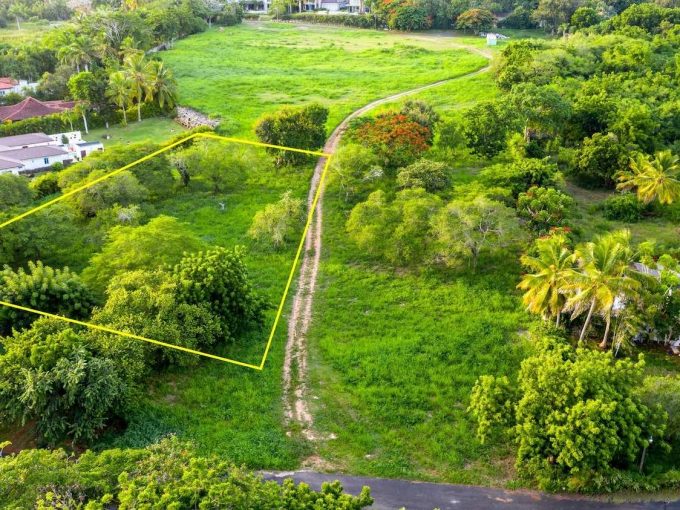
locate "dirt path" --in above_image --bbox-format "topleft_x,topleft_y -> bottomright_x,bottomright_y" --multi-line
282,56 -> 492,441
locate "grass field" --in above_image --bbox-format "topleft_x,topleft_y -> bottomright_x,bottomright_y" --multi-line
0,21 -> 59,44
162,22 -> 489,137
87,118 -> 186,148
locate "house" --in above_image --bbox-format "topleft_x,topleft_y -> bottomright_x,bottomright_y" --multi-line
0,97 -> 76,122
0,131 -> 103,175
0,78 -> 38,97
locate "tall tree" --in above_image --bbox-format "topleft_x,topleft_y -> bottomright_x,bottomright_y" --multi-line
517,234 -> 574,326
150,61 -> 177,110
617,151 -> 680,205
107,71 -> 132,125
123,53 -> 155,122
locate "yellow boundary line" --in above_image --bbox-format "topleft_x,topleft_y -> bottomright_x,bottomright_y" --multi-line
0,133 -> 333,371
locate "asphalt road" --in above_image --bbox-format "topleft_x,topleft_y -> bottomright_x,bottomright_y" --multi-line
262,471 -> 680,510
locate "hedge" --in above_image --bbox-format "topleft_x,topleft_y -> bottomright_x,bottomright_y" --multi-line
292,13 -> 386,29
0,103 -> 171,137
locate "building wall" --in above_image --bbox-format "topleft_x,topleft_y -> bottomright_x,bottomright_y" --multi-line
18,153 -> 72,171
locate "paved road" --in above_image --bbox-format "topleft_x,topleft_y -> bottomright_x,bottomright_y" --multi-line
262,471 -> 680,510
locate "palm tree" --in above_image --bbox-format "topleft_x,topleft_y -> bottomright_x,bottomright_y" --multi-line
150,61 -> 177,110
617,151 -> 680,205
58,35 -> 94,74
564,230 -> 639,348
107,71 -> 132,125
123,54 -> 155,123
517,234 -> 574,327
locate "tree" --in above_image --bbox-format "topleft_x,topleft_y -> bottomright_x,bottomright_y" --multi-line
400,100 -> 440,141
123,53 -> 155,122
0,319 -> 128,445
469,337 -> 667,489
328,143 -> 383,201
431,196 -> 522,269
66,169 -> 148,217
517,234 -> 574,326
150,60 -> 177,110
249,191 -> 305,248
8,2 -> 28,30
83,216 -> 205,293
462,101 -> 514,158
508,83 -> 571,142
455,8 -> 495,34
617,150 -> 680,205
255,104 -> 328,166
0,261 -> 95,335
570,7 -> 602,29
57,34 -> 94,74
532,0 -> 580,33
173,141 -> 247,193
0,174 -> 33,209
564,230 -> 640,347
107,71 -> 132,125
173,247 -> 267,334
480,158 -> 558,197
396,159 -> 450,192
516,186 -> 573,233
574,132 -> 628,188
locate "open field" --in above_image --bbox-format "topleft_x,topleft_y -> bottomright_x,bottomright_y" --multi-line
162,22 -> 489,136
0,21 -> 59,44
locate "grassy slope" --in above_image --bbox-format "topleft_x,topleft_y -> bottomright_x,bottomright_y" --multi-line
162,22 -> 488,137
96,144 -> 314,467
0,21 -> 58,44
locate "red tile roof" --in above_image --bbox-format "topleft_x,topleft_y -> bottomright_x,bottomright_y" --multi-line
0,97 -> 76,122
0,77 -> 18,91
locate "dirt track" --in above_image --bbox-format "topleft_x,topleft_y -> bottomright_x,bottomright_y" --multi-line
282,45 -> 492,441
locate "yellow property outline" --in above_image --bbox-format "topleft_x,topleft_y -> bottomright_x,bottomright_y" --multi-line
0,132 -> 333,371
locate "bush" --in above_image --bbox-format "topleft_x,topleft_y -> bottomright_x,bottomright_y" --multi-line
480,158 -> 559,197
601,192 -> 649,222
0,436 -> 373,509
573,132 -> 628,188
0,319 -> 129,445
255,103 -> 328,166
328,143 -> 383,201
396,159 -> 450,192
517,186 -> 573,233
0,173 -> 33,209
292,13 -> 384,29
29,172 -> 61,198
173,247 -> 268,333
249,190 -> 305,248
639,376 -> 680,442
0,261 -> 95,335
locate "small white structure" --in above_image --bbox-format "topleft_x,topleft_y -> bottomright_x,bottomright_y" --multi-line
486,33 -> 497,46
0,78 -> 38,97
0,131 -> 103,175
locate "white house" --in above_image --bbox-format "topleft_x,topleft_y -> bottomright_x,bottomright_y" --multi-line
0,78 -> 38,97
0,131 -> 103,175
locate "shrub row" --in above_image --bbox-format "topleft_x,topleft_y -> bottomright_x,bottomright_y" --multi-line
292,13 -> 385,29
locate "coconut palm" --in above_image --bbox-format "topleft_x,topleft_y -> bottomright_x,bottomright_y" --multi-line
123,53 -> 155,122
617,151 -> 680,205
517,234 -> 574,327
150,61 -> 177,110
107,71 -> 132,125
564,230 -> 640,348
58,35 -> 95,74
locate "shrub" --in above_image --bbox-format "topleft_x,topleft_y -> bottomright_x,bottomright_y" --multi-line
29,172 -> 61,198
173,247 -> 268,333
249,190 -> 305,248
353,112 -> 432,168
255,103 -> 329,166
0,261 -> 95,335
517,186 -> 573,233
480,158 -> 559,197
0,319 -> 129,445
573,132 -> 628,188
400,100 -> 439,142
469,339 -> 668,491
65,169 -> 149,217
0,173 -> 33,209
639,376 -> 680,442
601,192 -> 649,222
396,159 -> 450,192
292,13 -> 384,29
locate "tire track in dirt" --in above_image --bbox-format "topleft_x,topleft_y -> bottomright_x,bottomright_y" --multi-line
282,56 -> 492,442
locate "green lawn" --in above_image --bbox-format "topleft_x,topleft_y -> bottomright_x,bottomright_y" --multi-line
0,21 -> 59,44
87,118 -> 186,149
162,22 -> 489,137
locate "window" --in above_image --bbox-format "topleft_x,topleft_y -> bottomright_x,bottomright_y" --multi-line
43,157 -> 49,165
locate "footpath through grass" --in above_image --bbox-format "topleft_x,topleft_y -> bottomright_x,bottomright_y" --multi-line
162,22 -> 489,136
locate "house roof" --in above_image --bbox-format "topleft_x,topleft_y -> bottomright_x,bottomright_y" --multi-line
0,145 -> 68,160
0,77 -> 18,91
0,132 -> 53,149
0,157 -> 23,170
0,97 -> 76,122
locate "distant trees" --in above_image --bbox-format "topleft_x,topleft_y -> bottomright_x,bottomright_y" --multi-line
469,336 -> 667,490
256,104 -> 329,166
455,8 -> 495,34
